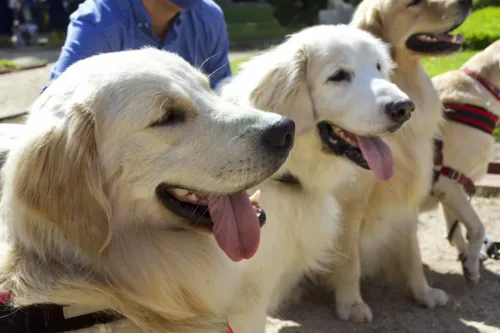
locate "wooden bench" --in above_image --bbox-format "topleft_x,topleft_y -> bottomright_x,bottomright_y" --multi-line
476,159 -> 500,196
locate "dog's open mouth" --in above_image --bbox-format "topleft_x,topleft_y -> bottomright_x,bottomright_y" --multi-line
317,122 -> 394,181
156,184 -> 265,262
406,31 -> 464,54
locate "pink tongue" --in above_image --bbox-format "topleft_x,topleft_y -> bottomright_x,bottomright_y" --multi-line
208,191 -> 261,262
357,136 -> 394,181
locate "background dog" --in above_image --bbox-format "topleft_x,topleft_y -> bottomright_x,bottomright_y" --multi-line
322,0 -> 472,323
0,48 -> 294,333
421,40 -> 500,282
218,24 -> 412,333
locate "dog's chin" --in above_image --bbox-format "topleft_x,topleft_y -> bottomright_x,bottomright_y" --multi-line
155,183 -> 266,232
405,23 -> 465,56
317,122 -> 370,170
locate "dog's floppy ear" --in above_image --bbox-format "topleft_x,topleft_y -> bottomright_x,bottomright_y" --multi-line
250,47 -> 315,134
13,105 -> 112,255
350,2 -> 384,42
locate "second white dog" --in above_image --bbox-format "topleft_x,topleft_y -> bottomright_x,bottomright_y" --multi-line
218,25 -> 414,333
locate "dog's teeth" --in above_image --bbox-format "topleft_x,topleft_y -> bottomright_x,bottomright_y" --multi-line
188,193 -> 199,201
249,189 -> 261,203
171,189 -> 189,197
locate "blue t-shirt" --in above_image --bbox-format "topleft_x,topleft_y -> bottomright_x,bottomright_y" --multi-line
45,0 -> 231,91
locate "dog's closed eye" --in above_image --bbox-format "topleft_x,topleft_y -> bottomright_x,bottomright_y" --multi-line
407,0 -> 422,7
150,108 -> 186,127
327,70 -> 352,83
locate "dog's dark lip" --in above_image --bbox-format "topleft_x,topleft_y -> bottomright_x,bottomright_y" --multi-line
317,121 -> 370,170
388,122 -> 404,133
406,32 -> 464,54
405,13 -> 470,54
155,183 -> 266,231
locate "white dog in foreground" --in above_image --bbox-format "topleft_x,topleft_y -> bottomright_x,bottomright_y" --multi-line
0,49 -> 294,333
218,25 -> 413,333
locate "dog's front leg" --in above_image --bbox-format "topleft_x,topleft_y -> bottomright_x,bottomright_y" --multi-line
330,210 -> 373,322
227,303 -> 267,333
438,178 -> 485,283
399,218 -> 449,308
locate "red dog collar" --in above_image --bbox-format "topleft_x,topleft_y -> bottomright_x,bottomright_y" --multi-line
461,68 -> 500,102
0,291 -> 11,304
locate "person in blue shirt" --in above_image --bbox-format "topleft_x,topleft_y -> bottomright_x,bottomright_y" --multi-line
44,0 -> 232,91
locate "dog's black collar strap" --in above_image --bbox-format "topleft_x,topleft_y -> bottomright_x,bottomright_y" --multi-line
0,301 -> 123,333
273,172 -> 301,186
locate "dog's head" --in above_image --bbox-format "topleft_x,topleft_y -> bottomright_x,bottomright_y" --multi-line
352,0 -> 472,57
2,49 -> 294,263
224,25 -> 413,182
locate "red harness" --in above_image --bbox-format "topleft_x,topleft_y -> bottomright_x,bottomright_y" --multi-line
433,69 -> 500,196
461,68 -> 500,102
443,103 -> 498,135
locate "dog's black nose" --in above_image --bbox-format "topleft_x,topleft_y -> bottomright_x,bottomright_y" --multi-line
262,117 -> 295,152
385,100 -> 414,125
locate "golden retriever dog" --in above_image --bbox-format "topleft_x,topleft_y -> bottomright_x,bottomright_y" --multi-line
217,25 -> 413,333
0,48 -> 295,333
421,40 -> 500,282
321,0 -> 472,322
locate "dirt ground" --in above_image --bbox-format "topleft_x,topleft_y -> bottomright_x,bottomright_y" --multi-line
265,198 -> 500,333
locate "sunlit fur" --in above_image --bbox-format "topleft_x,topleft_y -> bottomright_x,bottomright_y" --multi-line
217,24 -> 410,333
322,0 -> 471,323
0,48 -> 291,333
421,40 -> 500,282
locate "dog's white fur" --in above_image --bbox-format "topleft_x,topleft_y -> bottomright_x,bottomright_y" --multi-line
217,25 -> 411,333
421,40 -> 500,282
0,48 -> 292,333
322,0 -> 471,322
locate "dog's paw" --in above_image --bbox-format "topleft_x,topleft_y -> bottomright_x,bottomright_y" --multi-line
461,254 -> 480,283
336,301 -> 373,322
413,287 -> 449,308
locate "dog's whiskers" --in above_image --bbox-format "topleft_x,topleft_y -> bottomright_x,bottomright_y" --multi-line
198,52 -> 222,72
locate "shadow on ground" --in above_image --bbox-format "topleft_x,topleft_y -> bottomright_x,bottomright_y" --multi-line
267,263 -> 500,333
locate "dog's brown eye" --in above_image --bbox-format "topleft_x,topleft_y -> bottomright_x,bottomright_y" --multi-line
408,0 -> 422,6
150,108 -> 185,127
328,70 -> 351,83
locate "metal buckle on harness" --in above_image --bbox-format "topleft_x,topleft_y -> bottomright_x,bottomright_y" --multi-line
449,170 -> 461,182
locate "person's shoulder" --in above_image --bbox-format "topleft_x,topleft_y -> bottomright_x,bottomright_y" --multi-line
70,0 -> 124,26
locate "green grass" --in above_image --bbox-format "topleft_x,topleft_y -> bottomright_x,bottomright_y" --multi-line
472,0 -> 500,10
0,59 -> 17,69
454,7 -> 500,50
222,4 -> 303,43
227,22 -> 301,43
421,50 -> 479,77
221,4 -> 276,25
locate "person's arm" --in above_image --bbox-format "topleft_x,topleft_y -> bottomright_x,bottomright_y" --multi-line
43,13 -> 113,92
204,18 -> 232,90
